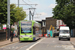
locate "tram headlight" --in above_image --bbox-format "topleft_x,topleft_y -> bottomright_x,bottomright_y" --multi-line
20,35 -> 23,38
30,35 -> 32,38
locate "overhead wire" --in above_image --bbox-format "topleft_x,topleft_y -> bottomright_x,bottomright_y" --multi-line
22,0 -> 33,8
22,0 -> 40,20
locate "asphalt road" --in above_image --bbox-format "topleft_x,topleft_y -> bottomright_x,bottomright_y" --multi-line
0,38 -> 75,50
30,38 -> 75,50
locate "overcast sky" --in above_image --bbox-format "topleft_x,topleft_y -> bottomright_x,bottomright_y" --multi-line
10,0 -> 57,21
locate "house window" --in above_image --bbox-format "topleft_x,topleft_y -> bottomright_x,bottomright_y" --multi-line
42,21 -> 46,27
43,22 -> 44,27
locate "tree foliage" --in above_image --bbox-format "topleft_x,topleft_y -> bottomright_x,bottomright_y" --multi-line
10,4 -> 16,25
10,4 -> 27,24
0,1 -> 27,24
53,0 -> 75,29
0,0 -> 7,24
14,7 -> 26,22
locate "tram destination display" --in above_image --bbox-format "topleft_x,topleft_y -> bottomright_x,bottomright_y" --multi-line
21,21 -> 32,33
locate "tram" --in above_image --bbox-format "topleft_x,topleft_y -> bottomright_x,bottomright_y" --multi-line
18,20 -> 42,42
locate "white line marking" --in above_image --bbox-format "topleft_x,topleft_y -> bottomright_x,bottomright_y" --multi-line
26,38 -> 45,50
53,41 -> 55,42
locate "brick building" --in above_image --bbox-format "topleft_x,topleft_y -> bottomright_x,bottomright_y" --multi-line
37,20 -> 46,36
36,21 -> 42,28
56,20 -> 66,29
42,20 -> 46,36
46,17 -> 57,31
37,17 -> 66,36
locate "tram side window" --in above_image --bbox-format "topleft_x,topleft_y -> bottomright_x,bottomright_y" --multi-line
33,27 -> 35,35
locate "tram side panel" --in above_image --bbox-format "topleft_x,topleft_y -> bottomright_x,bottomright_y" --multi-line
33,23 -> 41,40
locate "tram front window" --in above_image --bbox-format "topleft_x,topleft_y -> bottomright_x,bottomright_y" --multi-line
21,21 -> 32,33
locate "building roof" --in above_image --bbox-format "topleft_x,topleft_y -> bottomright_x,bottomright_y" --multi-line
46,17 -> 53,19
37,21 -> 42,23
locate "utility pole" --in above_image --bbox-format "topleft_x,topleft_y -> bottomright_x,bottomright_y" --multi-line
17,0 -> 38,20
18,0 -> 19,7
15,1 -> 37,20
29,8 -> 36,20
7,0 -> 10,40
29,10 -> 31,20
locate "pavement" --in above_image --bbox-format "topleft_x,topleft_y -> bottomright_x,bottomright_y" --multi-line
0,38 -> 19,47
70,38 -> 75,46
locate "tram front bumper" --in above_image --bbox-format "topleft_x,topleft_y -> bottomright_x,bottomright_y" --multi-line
20,37 -> 33,41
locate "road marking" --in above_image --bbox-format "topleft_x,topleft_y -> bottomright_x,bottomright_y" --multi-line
47,45 -> 49,47
62,45 -> 75,49
26,38 -> 45,50
47,41 -> 55,47
47,43 -> 51,47
53,41 -> 55,42
54,45 -> 75,49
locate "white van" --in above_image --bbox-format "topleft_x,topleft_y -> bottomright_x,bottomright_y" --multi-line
59,26 -> 70,40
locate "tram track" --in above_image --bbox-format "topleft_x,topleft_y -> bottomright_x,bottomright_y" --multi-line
0,42 -> 32,50
16,42 -> 31,50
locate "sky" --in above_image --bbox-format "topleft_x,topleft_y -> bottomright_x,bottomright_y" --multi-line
10,0 -> 57,21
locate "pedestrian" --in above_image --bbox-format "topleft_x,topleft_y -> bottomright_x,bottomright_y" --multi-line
10,30 -> 14,42
48,31 -> 50,37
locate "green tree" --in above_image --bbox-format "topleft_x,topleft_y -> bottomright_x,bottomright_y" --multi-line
53,0 -> 75,29
10,4 -> 16,25
14,7 -> 27,22
0,0 -> 7,24
10,4 -> 27,24
63,3 -> 75,28
0,1 -> 27,25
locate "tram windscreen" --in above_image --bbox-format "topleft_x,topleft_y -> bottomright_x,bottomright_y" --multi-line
21,21 -> 32,33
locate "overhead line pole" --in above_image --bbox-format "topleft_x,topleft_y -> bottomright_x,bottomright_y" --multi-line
17,0 -> 38,20
18,0 -> 19,7
7,0 -> 10,40
29,8 -> 36,20
29,9 -> 31,20
32,9 -> 36,20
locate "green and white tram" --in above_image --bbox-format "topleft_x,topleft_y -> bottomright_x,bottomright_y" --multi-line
18,20 -> 41,42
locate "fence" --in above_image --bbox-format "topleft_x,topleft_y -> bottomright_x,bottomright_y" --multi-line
0,30 -> 7,41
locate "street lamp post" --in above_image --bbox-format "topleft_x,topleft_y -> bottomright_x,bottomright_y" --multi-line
7,0 -> 10,40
